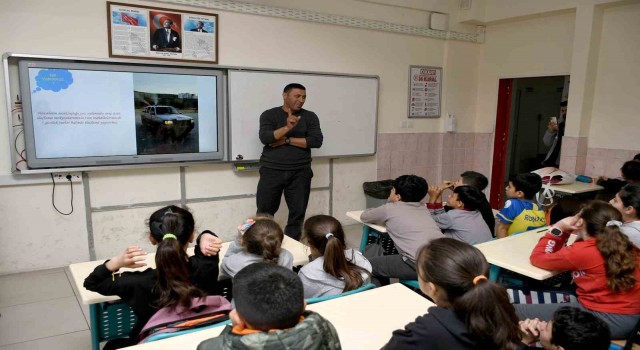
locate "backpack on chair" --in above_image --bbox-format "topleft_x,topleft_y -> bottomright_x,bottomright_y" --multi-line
138,295 -> 232,343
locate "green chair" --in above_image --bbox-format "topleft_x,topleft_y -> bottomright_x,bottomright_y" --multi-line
89,302 -> 137,350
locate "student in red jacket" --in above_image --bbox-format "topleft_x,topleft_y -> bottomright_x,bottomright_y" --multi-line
514,200 -> 640,339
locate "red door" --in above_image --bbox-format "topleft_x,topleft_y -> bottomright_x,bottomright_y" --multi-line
489,79 -> 513,209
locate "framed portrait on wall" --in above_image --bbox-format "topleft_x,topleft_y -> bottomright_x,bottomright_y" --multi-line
107,2 -> 218,63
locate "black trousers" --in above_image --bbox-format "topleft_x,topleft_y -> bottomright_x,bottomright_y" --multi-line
256,166 -> 313,241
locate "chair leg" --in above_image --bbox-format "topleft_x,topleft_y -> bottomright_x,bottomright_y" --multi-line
359,225 -> 371,252
89,304 -> 101,350
489,265 -> 501,282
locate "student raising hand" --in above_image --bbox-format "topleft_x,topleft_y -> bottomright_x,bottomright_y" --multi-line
427,185 -> 444,203
199,231 -> 223,257
105,246 -> 147,271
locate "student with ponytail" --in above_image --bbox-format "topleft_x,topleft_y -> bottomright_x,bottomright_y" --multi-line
298,215 -> 372,298
515,200 -> 640,339
383,238 -> 521,349
220,215 -> 293,279
610,183 -> 640,248
84,205 -> 223,349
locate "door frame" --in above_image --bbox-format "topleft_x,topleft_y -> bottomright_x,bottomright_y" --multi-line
489,78 -> 513,209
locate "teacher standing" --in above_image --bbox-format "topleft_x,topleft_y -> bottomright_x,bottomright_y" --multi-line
257,83 -> 323,241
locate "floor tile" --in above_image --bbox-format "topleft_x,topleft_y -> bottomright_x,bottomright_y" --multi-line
0,297 -> 87,346
64,267 -> 91,327
0,330 -> 92,350
0,269 -> 74,308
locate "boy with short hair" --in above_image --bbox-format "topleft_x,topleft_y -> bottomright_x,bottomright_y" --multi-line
518,306 -> 611,350
496,173 -> 545,238
197,263 -> 341,350
360,175 -> 442,286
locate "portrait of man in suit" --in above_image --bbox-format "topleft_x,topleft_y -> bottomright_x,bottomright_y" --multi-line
151,19 -> 181,52
190,21 -> 208,33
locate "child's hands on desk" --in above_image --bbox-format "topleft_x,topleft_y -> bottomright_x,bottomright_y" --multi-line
106,246 -> 147,271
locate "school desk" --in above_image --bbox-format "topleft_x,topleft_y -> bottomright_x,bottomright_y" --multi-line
474,226 -> 577,281
548,181 -> 603,195
67,236 -> 309,350
346,210 -> 388,252
125,283 -> 435,350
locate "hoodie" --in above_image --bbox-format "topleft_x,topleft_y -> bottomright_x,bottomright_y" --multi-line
621,220 -> 640,249
196,311 -> 341,350
382,307 -> 478,350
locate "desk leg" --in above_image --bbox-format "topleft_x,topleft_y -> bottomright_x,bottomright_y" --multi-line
359,225 -> 371,252
89,304 -> 100,350
489,265 -> 501,282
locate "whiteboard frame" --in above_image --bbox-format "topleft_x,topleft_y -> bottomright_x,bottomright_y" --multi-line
227,68 -> 379,163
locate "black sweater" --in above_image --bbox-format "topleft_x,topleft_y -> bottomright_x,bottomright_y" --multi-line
382,307 -> 479,350
258,107 -> 323,170
83,232 -> 220,340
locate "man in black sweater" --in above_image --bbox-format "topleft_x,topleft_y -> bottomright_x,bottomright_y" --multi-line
256,83 -> 323,240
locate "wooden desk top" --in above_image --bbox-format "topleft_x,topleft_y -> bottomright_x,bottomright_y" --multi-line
346,210 -> 388,233
68,236 -> 309,305
474,226 -> 576,280
548,182 -> 603,194
125,283 -> 434,350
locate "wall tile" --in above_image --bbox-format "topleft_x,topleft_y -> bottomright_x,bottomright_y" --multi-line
559,155 -> 576,172
575,156 -> 586,174
443,133 -> 454,149
586,157 -> 605,177
561,136 -> 578,158
377,148 -> 391,169
405,133 -> 418,152
430,133 -> 443,150
377,168 -> 390,180
577,137 -> 588,156
454,148 -> 465,165
390,150 -> 405,170
454,133 -> 466,148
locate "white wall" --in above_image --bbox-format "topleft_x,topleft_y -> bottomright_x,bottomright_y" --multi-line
588,2 -> 640,149
0,0 -> 461,274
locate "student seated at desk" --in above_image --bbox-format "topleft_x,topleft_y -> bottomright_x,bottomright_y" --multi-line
441,170 -> 496,237
383,238 -> 521,349
84,206 -> 223,350
610,184 -> 640,248
220,216 -> 293,279
595,156 -> 640,200
298,215 -> 372,298
197,263 -> 341,350
515,201 -> 640,339
517,306 -> 611,350
360,175 -> 442,286
496,173 -> 546,238
426,185 -> 492,245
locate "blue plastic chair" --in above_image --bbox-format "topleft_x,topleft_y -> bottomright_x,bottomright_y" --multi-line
142,319 -> 231,343
89,302 -> 138,350
399,279 -> 420,290
305,283 -> 376,304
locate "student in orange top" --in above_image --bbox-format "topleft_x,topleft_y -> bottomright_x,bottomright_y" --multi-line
514,200 -> 640,339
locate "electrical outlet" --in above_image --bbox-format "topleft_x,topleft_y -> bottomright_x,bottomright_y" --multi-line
52,173 -> 82,183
